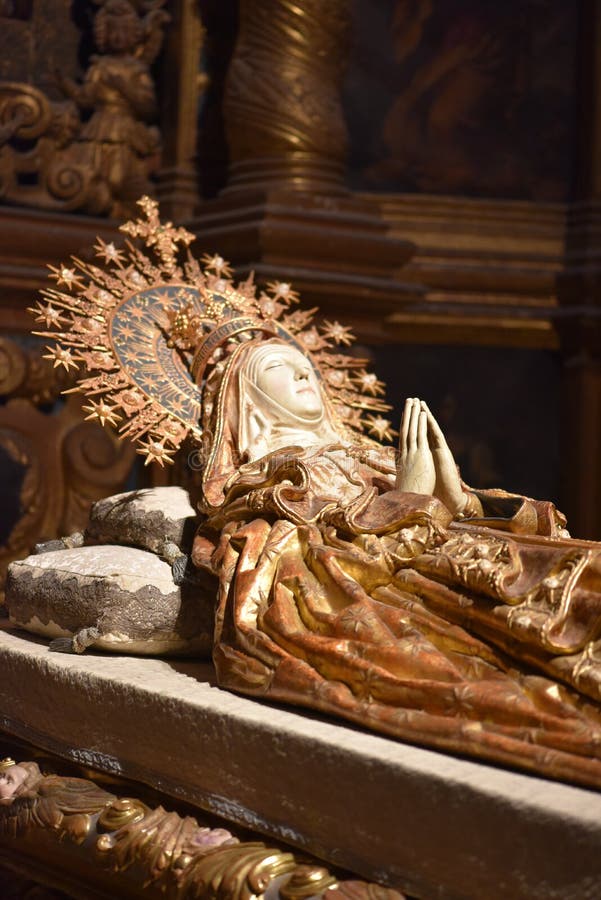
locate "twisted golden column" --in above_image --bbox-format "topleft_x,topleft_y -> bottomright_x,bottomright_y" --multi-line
224,0 -> 351,194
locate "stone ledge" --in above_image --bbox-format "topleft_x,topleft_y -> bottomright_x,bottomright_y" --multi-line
0,624 -> 600,900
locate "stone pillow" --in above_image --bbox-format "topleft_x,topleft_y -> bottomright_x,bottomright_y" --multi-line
85,487 -> 197,558
6,545 -> 213,657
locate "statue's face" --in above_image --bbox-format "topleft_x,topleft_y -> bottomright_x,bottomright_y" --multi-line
96,0 -> 141,53
254,345 -> 323,419
0,765 -> 27,800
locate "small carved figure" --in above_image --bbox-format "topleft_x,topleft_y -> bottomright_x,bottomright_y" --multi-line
0,758 -> 116,845
11,198 -> 601,791
0,0 -> 168,215
55,0 -> 168,216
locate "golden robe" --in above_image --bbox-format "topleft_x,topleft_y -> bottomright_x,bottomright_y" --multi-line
193,443 -> 601,790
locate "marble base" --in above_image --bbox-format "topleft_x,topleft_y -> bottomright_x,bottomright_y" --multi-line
1,624 -> 600,900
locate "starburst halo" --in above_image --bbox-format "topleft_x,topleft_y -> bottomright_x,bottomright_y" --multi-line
31,197 -> 396,466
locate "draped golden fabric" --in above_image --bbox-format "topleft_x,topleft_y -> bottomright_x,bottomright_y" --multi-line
194,445 -> 601,789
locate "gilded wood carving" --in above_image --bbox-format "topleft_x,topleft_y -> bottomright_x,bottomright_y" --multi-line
0,0 -> 169,216
0,758 -> 405,900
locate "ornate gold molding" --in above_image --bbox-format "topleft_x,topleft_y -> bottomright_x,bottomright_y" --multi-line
0,759 -> 406,900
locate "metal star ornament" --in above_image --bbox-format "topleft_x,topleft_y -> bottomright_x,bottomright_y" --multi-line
83,400 -> 122,427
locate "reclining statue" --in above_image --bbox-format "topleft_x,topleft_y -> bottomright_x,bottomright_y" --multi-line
7,197 -> 601,791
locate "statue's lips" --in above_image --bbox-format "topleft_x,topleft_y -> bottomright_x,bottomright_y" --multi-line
296,386 -> 315,395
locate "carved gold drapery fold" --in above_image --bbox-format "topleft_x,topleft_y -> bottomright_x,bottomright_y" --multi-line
224,0 -> 351,193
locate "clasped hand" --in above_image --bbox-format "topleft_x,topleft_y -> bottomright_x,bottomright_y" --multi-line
395,398 -> 466,515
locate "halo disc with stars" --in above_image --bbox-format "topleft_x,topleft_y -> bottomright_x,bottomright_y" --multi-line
108,285 -> 206,427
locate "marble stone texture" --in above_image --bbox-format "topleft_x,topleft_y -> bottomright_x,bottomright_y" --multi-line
0,626 -> 600,899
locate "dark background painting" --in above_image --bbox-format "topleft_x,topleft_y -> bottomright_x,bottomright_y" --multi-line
344,0 -> 579,200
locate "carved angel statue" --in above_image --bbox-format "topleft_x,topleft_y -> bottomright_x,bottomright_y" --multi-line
10,198 -> 601,791
55,0 -> 169,215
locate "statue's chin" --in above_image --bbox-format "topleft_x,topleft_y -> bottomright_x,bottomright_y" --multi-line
297,407 -> 324,422
273,403 -> 324,424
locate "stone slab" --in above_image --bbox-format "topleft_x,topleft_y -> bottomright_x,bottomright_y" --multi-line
0,623 -> 600,900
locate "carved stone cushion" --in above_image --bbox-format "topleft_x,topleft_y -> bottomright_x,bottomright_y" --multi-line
85,487 -> 197,557
6,545 -> 213,657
